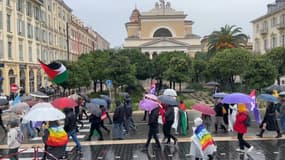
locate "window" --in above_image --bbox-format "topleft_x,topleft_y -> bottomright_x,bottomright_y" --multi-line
0,40 -> 3,58
281,35 -> 285,46
255,40 -> 260,53
8,41 -> 12,59
29,46 -> 32,61
282,80 -> 285,85
19,43 -> 23,61
27,2 -> 33,17
271,36 -> 277,48
7,0 -> 11,6
17,19 -> 25,36
35,26 -> 39,40
16,0 -> 24,12
272,17 -> 277,27
262,21 -> 268,31
153,28 -> 172,37
281,14 -> 285,25
27,23 -> 33,38
264,39 -> 268,50
37,46 -> 40,60
256,24 -> 259,32
34,7 -> 40,20
7,14 -> 11,32
49,32 -> 52,45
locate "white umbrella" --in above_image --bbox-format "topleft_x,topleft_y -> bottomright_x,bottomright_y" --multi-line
9,102 -> 30,113
30,91 -> 49,98
163,89 -> 177,97
23,102 -> 65,121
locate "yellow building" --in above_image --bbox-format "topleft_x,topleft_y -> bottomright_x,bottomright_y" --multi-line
0,0 -> 109,95
124,1 -> 201,58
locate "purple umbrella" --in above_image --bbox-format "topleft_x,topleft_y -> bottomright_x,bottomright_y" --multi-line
139,99 -> 159,112
222,93 -> 253,104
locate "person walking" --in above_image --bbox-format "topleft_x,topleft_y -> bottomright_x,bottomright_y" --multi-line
0,108 -> 7,133
142,107 -> 161,151
63,108 -> 81,153
7,121 -> 23,160
214,100 -> 227,133
123,96 -> 136,134
99,105 -> 110,134
112,100 -> 124,140
201,114 -> 212,132
279,96 -> 285,134
42,121 -> 68,159
256,102 -> 282,138
86,113 -> 103,141
165,105 -> 177,144
234,104 -> 254,152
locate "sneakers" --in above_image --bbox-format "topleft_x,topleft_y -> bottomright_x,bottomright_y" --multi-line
236,148 -> 245,152
247,146 -> 254,152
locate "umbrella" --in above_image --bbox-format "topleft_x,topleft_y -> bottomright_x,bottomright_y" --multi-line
78,93 -> 89,102
192,103 -> 216,116
90,98 -> 108,108
265,85 -> 285,92
206,81 -> 220,86
222,93 -> 253,104
257,94 -> 279,103
23,103 -> 65,121
51,97 -> 78,109
279,91 -> 285,97
25,99 -> 37,107
9,102 -> 30,113
158,95 -> 178,106
69,93 -> 80,101
163,89 -> 177,97
213,92 -> 228,98
100,95 -> 111,103
0,98 -> 8,106
144,94 -> 158,101
21,95 -> 33,102
139,99 -> 159,111
85,103 -> 101,117
30,91 -> 49,98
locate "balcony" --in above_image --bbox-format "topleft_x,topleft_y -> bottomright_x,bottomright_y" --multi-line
259,28 -> 268,35
277,23 -> 285,30
31,0 -> 44,5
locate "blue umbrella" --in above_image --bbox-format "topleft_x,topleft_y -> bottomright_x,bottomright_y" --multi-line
90,98 -> 107,108
222,93 -> 253,104
213,92 -> 228,98
158,95 -> 178,106
257,94 -> 279,103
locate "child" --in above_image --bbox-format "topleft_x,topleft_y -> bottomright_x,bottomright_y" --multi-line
190,117 -> 216,160
7,121 -> 22,160
234,104 -> 254,152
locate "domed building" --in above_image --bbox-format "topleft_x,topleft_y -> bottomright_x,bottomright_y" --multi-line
124,1 -> 201,58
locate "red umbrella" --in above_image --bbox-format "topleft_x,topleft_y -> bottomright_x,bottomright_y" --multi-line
51,97 -> 77,109
191,103 -> 216,116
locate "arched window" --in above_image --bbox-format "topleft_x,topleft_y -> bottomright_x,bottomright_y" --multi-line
153,28 -> 172,37
145,52 -> 150,58
8,69 -> 15,85
20,69 -> 25,92
153,52 -> 158,58
29,69 -> 34,92
37,70 -> 42,89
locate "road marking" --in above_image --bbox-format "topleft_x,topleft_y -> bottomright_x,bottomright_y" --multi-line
168,154 -> 173,157
115,156 -> 120,159
220,153 -> 226,155
274,152 -> 279,154
133,155 -> 138,158
97,157 -> 103,159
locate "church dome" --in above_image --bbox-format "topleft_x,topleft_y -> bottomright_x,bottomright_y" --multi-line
130,8 -> 140,23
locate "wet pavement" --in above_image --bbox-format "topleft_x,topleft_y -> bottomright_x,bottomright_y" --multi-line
0,111 -> 284,160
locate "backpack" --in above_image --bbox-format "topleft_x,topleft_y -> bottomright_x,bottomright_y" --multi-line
16,128 -> 24,144
244,114 -> 251,127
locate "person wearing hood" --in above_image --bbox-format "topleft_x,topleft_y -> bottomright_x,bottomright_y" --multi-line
113,100 -> 124,140
234,104 -> 254,152
190,117 -> 216,160
63,108 -> 81,153
256,102 -> 282,138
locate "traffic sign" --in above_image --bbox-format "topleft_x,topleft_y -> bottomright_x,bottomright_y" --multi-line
106,80 -> 112,88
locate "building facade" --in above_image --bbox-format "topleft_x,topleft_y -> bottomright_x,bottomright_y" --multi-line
0,0 -> 109,95
124,0 -> 201,58
252,0 -> 285,54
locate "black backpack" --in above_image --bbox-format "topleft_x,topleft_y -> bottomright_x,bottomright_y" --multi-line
244,114 -> 251,127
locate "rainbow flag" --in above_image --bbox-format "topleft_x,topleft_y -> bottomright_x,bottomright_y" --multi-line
194,124 -> 214,151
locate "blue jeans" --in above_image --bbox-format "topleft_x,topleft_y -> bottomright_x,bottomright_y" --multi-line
21,122 -> 35,138
113,123 -> 123,139
68,130 -> 81,151
280,115 -> 285,133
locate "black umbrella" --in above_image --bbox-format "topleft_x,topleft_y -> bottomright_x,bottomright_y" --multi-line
0,98 -> 8,106
206,81 -> 220,86
78,93 -> 90,102
158,95 -> 178,106
265,85 -> 285,92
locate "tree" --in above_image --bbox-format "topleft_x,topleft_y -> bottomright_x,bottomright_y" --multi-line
193,52 -> 208,82
243,55 -> 277,90
266,47 -> 285,85
208,25 -> 248,55
208,48 -> 251,91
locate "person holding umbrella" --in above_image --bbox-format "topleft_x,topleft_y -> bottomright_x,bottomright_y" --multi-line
164,105 -> 177,144
234,104 -> 254,152
256,102 -> 282,138
86,111 -> 103,141
63,108 -> 81,153
214,99 -> 227,134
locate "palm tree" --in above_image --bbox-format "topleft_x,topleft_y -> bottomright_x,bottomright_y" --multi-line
208,25 -> 248,53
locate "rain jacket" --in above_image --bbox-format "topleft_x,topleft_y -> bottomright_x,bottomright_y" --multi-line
234,112 -> 248,134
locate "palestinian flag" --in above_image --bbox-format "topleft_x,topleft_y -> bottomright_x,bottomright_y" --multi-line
39,60 -> 68,84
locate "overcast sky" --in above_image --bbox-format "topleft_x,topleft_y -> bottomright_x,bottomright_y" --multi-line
65,0 -> 275,47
